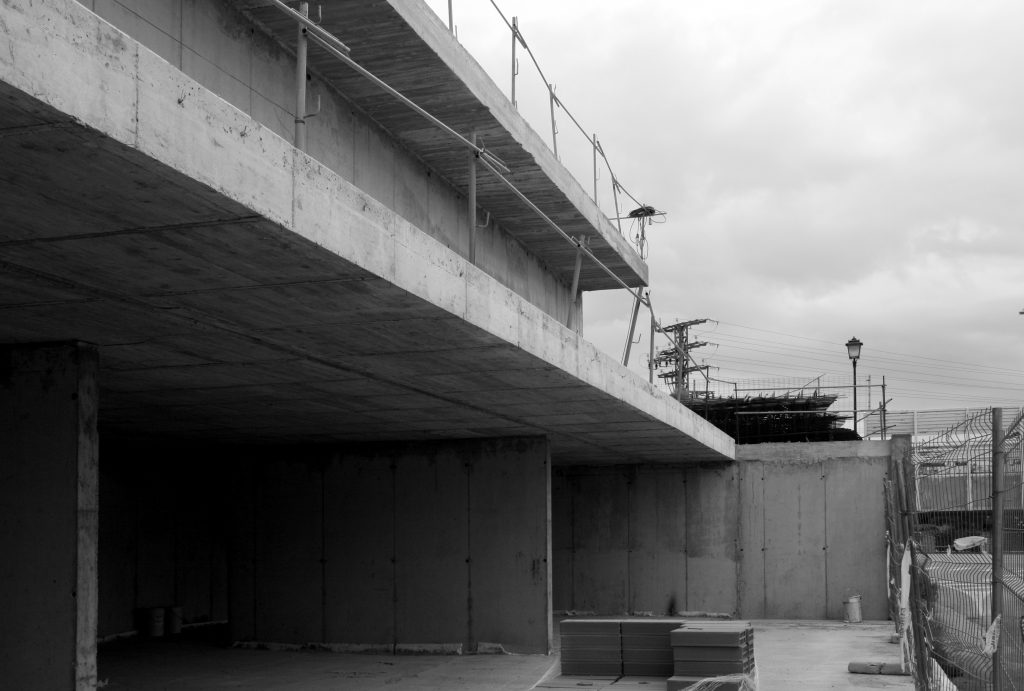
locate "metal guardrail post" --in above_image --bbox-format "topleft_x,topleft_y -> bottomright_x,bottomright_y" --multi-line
992,407 -> 1005,691
293,1 -> 309,151
548,85 -> 558,159
567,236 -> 584,330
622,295 -> 641,367
611,178 -> 623,237
511,17 -> 519,108
468,131 -> 477,264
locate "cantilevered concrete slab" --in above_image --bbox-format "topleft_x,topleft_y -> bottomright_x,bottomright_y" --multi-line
235,0 -> 645,292
0,0 -> 733,464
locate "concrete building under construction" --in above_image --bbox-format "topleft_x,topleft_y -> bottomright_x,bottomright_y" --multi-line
0,2 -> 900,690
0,1 -> 741,688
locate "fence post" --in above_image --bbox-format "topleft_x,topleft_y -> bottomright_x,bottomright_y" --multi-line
992,407 -> 1005,691
890,435 -> 912,548
896,435 -> 932,689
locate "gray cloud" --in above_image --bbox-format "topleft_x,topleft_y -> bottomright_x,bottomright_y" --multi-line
434,0 -> 1024,409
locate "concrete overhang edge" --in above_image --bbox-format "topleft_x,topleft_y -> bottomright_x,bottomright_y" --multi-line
0,0 -> 732,462
387,0 -> 650,291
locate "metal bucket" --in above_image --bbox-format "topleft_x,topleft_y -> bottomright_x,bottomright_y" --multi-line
844,595 -> 863,623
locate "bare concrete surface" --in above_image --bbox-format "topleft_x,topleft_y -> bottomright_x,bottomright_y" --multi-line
98,640 -> 558,690
99,620 -> 911,690
753,620 -> 913,690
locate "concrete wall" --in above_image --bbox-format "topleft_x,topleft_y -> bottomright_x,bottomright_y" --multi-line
75,0 -> 576,324
553,441 -> 892,622
553,464 -> 738,617
0,344 -> 99,691
229,436 -> 552,653
98,447 -> 231,639
737,441 -> 891,620
98,436 -> 552,653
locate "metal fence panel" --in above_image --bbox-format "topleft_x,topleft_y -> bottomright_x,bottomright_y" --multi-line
886,408 -> 1024,689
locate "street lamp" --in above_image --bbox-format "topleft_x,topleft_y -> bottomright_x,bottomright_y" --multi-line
846,337 -> 863,435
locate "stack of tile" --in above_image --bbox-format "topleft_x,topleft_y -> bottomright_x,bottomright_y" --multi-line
667,621 -> 755,691
620,618 -> 682,677
559,619 -> 622,676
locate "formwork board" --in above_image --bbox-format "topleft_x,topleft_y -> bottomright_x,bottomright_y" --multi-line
559,619 -> 623,676
624,661 -> 675,676
394,452 -> 469,645
323,455 -> 395,645
762,461 -> 826,618
559,619 -> 622,635
823,457 -> 889,620
620,618 -> 682,676
560,633 -> 620,649
673,644 -> 752,661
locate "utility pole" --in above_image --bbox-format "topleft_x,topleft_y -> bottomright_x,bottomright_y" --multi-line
653,318 -> 711,401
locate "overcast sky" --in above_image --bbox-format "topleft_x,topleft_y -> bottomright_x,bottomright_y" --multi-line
425,0 -> 1024,415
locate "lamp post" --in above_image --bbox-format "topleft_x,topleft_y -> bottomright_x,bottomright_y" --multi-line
846,337 -> 863,436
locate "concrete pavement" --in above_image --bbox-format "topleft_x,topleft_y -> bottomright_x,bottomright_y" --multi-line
98,620 -> 913,690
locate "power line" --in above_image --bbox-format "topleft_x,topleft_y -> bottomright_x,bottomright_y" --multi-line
684,320 -> 1024,410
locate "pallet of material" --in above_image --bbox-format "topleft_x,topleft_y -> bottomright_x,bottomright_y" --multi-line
673,643 -> 752,662
672,658 -> 756,676
669,621 -> 753,647
668,620 -> 755,688
620,618 -> 686,676
559,619 -> 622,676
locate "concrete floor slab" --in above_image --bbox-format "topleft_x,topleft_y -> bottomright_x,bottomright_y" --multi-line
754,620 -> 913,690
98,620 -> 913,690
98,640 -> 559,690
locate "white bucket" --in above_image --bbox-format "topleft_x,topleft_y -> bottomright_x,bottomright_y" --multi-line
844,595 -> 863,623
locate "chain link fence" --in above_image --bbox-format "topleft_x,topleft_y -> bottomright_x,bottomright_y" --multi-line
886,409 -> 1024,690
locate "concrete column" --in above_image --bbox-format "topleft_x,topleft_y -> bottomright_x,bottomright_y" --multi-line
0,343 -> 99,691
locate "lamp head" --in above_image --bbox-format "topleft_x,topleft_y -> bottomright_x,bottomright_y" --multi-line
845,337 -> 863,361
